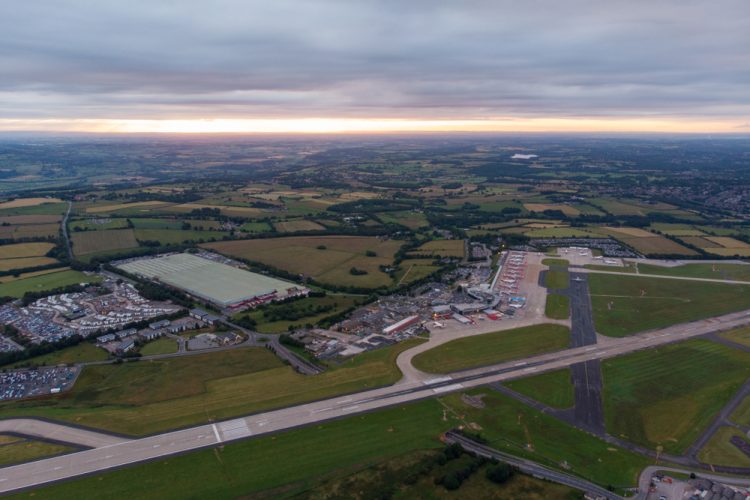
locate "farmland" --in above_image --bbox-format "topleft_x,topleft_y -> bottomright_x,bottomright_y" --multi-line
272,219 -> 325,232
0,269 -> 101,297
589,274 -> 750,336
409,239 -> 465,258
602,339 -> 750,453
411,324 -> 570,374
71,228 -> 139,256
0,242 -> 55,259
202,235 -> 406,289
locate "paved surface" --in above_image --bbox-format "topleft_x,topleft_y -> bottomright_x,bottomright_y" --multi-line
0,419 -> 127,449
636,466 -> 750,500
3,308 -> 750,493
445,431 -> 621,499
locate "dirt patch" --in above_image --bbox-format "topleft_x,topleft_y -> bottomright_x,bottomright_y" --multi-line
461,393 -> 486,409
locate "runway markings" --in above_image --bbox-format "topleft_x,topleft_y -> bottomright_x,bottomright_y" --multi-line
211,423 -> 221,443
514,362 -> 527,366
432,383 -> 463,393
341,405 -> 360,412
218,419 -> 252,441
423,376 -> 452,385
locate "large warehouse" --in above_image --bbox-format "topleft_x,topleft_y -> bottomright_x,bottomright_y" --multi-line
116,253 -> 308,309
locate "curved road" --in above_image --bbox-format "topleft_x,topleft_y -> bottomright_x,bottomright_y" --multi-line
2,308 -> 750,493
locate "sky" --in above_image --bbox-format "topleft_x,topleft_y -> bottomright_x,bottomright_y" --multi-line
0,0 -> 748,134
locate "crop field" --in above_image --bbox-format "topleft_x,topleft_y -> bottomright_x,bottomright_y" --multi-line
0,197 -> 62,209
84,201 -> 172,214
272,219 -> 325,232
611,234 -> 698,255
0,202 -> 67,216
523,203 -> 580,216
504,368 -> 574,409
0,435 -> 72,467
524,226 -> 595,238
166,203 -> 265,218
394,258 -> 440,286
636,262 -> 750,282
69,218 -> 130,231
411,324 -> 570,374
0,340 -> 423,435
0,267 -> 70,284
71,228 -> 139,256
203,236 -> 405,289
0,241 -> 54,258
0,214 -> 61,225
133,228 -> 226,244
545,293 -> 570,319
375,210 -> 429,229
240,221 -> 272,233
588,274 -> 750,336
0,269 -> 101,297
2,223 -> 60,239
0,256 -> 59,272
409,239 -> 465,258
602,339 -> 750,454
649,223 -> 706,236
440,390 -> 651,490
697,426 -> 750,467
700,236 -> 750,256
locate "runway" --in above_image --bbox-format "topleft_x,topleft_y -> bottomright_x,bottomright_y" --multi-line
2,307 -> 750,493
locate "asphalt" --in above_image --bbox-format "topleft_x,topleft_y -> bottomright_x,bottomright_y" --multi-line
3,308 -> 750,493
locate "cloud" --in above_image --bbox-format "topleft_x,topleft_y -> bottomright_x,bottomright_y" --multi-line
0,0 -> 748,123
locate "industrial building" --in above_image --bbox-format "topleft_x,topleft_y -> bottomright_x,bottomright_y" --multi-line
116,253 -> 309,309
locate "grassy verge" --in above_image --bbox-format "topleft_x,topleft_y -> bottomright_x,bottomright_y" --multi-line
0,435 -> 73,467
545,270 -> 569,289
730,395 -> 750,426
719,326 -> 750,348
602,339 -> 750,454
233,294 -> 362,333
541,258 -> 569,267
0,340 -> 424,436
504,368 -> 574,409
412,324 -> 570,374
637,263 -> 750,281
545,293 -> 570,319
589,273 -> 750,337
697,426 -> 750,467
139,338 -> 179,356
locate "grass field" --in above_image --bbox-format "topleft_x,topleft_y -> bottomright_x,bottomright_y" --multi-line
7,342 -> 108,368
412,324 -> 570,374
0,435 -> 72,467
394,259 -> 441,286
5,400 -> 452,500
0,270 -> 101,298
731,395 -> 750,426
719,326 -> 750,348
0,267 -> 69,284
440,390 -> 651,491
545,293 -> 570,319
0,340 -> 423,435
239,221 -> 272,233
410,239 -> 465,258
602,339 -> 750,454
140,338 -> 179,356
523,203 -> 580,216
234,294 -> 362,333
133,228 -> 225,244
588,274 -> 750,337
0,241 -> 55,258
636,263 -> 750,281
203,235 -> 405,289
376,210 -> 429,229
71,228 -> 139,256
504,368 -> 574,409
69,218 -> 130,231
618,235 -> 698,256
0,197 -> 62,209
697,426 -> 750,467
545,270 -> 569,289
0,202 -> 67,216
85,201 -> 171,214
272,219 -> 325,232
542,258 -> 569,267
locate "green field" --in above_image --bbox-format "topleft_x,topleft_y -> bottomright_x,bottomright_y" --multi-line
71,228 -> 139,256
239,221 -> 271,233
0,340 -> 423,435
7,342 -> 108,368
504,368 -> 574,409
541,258 -> 569,267
0,435 -> 73,467
545,293 -> 570,319
544,270 -> 569,289
588,274 -> 750,337
412,324 -> 570,374
720,326 -> 750,348
134,228 -> 226,245
697,426 -> 750,467
0,270 -> 101,298
233,294 -> 362,333
139,338 -> 179,356
203,235 -> 405,289
602,339 -> 750,454
69,218 -> 130,231
440,390 -> 651,491
636,263 -> 750,282
731,395 -> 750,426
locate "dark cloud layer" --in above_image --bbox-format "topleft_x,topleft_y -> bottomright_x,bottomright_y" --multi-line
0,0 -> 748,120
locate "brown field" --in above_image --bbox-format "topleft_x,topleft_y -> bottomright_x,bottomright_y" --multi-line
705,248 -> 750,257
273,220 -> 325,232
678,236 -> 721,248
71,229 -> 139,256
705,236 -> 750,249
410,239 -> 465,258
85,201 -> 172,214
0,267 -> 70,283
0,242 -> 55,258
0,198 -> 63,209
0,257 -> 59,272
523,203 -> 581,216
602,227 -> 655,238
9,223 -> 60,239
203,236 -> 405,288
0,215 -> 62,225
619,236 -> 698,256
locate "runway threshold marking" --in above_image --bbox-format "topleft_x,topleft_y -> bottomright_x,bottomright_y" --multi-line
211,423 -> 222,443
432,383 -> 463,394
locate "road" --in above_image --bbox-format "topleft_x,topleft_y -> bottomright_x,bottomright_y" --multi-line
61,200 -> 72,260
2,308 -> 750,493
445,431 -> 621,499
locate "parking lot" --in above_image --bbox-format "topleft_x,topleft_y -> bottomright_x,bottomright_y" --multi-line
0,366 -> 80,401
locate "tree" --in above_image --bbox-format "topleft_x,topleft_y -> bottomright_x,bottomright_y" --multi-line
486,463 -> 513,484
